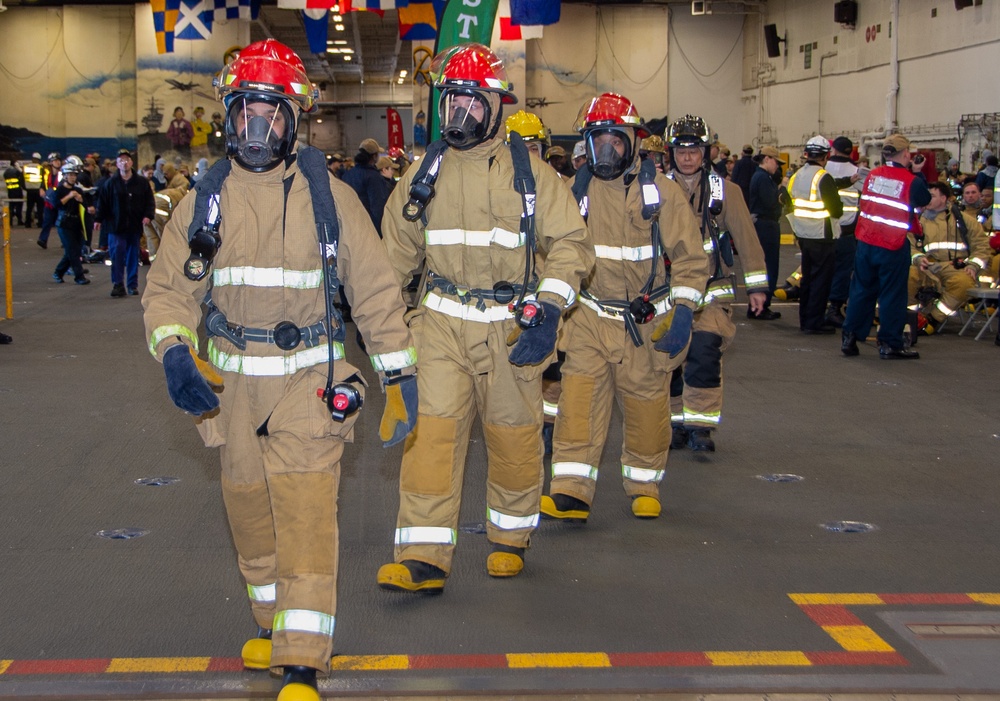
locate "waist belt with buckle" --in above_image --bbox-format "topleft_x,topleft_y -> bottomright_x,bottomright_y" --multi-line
426,272 -> 536,312
206,307 -> 327,352
579,289 -> 671,348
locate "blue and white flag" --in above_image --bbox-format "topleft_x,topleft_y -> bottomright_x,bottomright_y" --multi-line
176,0 -> 213,40
302,9 -> 329,55
214,0 -> 260,21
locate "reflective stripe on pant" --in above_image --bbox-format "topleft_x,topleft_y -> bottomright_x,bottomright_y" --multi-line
394,309 -> 545,573
669,304 -> 734,429
218,367 -> 361,675
907,263 -> 977,323
550,305 -> 675,506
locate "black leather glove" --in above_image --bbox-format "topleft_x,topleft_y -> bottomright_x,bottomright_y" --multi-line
508,301 -> 561,366
162,344 -> 222,415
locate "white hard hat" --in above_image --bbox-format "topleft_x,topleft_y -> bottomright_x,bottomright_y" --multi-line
804,135 -> 831,155
572,140 -> 586,159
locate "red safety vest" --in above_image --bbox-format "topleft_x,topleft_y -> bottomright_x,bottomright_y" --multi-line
855,164 -> 916,250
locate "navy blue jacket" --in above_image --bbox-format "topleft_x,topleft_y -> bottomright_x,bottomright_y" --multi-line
342,163 -> 392,235
749,166 -> 785,223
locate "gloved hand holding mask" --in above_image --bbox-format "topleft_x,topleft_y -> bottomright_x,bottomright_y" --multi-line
508,301 -> 561,366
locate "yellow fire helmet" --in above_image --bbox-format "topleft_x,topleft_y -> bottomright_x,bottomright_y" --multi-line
505,109 -> 550,146
640,135 -> 666,154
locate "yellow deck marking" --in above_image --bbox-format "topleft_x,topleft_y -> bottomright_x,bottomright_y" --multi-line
969,593 -> 1000,605
789,593 -> 885,606
329,655 -> 409,671
707,651 -> 812,666
822,625 -> 895,652
780,234 -> 795,245
0,660 -> 11,675
506,652 -> 611,668
106,657 -> 211,673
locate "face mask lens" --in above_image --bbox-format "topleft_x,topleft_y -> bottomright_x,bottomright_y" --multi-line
226,95 -> 295,172
440,92 -> 489,149
587,129 -> 631,180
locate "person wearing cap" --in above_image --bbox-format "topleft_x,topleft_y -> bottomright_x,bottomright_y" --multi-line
376,155 -> 399,186
22,153 -> 45,228
326,152 -> 346,179
342,138 -> 389,232
387,146 -> 410,178
909,180 -> 991,335
823,136 -> 864,327
571,140 -> 587,171
841,133 -> 930,359
747,146 -> 788,320
208,111 -> 226,157
730,144 -> 756,203
545,146 -> 575,179
711,142 -> 731,178
938,158 -> 966,195
786,136 -> 843,334
94,149 -> 155,297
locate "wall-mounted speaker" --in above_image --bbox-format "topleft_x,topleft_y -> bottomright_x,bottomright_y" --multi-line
764,23 -> 782,58
835,0 -> 858,26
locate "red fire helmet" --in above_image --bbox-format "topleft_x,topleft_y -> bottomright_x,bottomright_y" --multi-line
573,93 -> 650,138
429,43 -> 517,105
216,39 -> 318,113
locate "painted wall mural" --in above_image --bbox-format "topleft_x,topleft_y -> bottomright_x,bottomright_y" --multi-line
134,7 -> 249,169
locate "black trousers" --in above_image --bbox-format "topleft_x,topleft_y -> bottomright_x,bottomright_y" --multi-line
753,219 -> 781,308
798,237 -> 836,331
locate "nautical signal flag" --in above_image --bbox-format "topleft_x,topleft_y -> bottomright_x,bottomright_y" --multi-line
175,0 -> 214,40
213,0 -> 260,21
302,9 -> 330,54
398,0 -> 436,40
510,0 -> 559,26
498,0 -> 543,40
151,0 -> 180,54
277,0 -> 340,8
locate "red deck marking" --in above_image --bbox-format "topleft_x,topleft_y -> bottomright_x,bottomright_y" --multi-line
608,651 -> 712,667
4,658 -> 111,675
798,604 -> 864,626
805,651 -> 908,666
408,654 -> 507,670
206,657 -> 246,672
879,593 -> 975,605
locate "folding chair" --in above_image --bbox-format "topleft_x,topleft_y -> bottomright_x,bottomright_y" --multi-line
958,288 -> 1000,341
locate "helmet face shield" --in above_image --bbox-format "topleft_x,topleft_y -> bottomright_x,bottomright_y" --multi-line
439,89 -> 492,150
225,93 -> 297,172
586,127 -> 634,180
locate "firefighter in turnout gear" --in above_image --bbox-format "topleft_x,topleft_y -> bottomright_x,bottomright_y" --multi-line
4,162 -> 25,227
540,94 -> 709,523
142,40 -> 417,701
909,180 -> 991,334
505,109 -> 550,160
665,115 -> 769,453
378,43 -> 593,593
785,135 -> 843,333
23,153 -> 45,228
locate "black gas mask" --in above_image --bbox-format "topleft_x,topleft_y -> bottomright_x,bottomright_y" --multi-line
585,127 -> 634,180
439,90 -> 493,150
225,94 -> 297,172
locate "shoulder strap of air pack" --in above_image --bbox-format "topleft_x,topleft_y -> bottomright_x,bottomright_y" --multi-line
571,161 -> 593,219
507,132 -> 537,252
298,145 -> 342,297
402,138 -> 450,224
187,158 -> 232,242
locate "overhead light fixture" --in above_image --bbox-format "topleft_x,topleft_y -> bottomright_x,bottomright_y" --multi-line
335,23 -> 345,31
342,48 -> 354,54
327,48 -> 340,53
334,40 -> 348,45
316,118 -> 323,124
344,55 -> 352,61
399,70 -> 408,77
397,78 -> 404,84
333,14 -> 343,21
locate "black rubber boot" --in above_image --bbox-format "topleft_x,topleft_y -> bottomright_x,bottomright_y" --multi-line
377,559 -> 447,593
688,429 -> 716,452
671,423 -> 689,449
540,493 -> 590,522
841,332 -> 859,356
